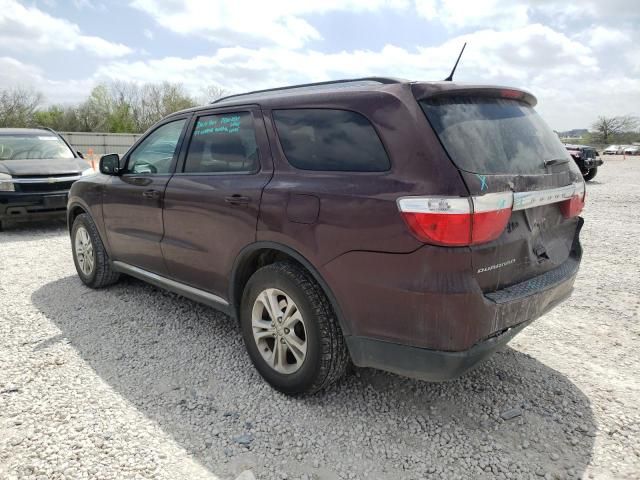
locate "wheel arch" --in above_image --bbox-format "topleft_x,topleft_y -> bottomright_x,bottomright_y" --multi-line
229,242 -> 352,337
67,201 -> 88,233
67,200 -> 112,257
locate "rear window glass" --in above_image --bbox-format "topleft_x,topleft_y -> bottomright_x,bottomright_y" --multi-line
420,97 -> 571,175
273,109 -> 390,172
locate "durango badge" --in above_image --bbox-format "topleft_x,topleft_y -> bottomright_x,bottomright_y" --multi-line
477,258 -> 517,274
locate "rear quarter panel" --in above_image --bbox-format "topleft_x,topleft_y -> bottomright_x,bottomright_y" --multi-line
257,84 -> 470,267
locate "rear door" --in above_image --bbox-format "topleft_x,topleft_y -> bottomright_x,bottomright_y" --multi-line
419,94 -> 584,292
161,106 -> 273,298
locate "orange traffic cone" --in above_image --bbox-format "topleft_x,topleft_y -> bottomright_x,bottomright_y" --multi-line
87,148 -> 96,170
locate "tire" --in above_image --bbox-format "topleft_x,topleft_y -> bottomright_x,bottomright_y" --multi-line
583,166 -> 598,181
240,261 -> 349,395
71,213 -> 120,288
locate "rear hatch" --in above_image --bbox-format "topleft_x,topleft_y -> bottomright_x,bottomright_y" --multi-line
415,87 -> 584,292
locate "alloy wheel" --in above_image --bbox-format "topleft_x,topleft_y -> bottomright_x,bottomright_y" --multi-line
74,226 -> 95,276
251,288 -> 307,374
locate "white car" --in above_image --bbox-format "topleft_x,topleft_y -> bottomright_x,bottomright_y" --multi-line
623,146 -> 640,156
603,145 -> 623,155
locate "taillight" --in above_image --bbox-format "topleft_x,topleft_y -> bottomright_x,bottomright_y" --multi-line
560,181 -> 585,218
397,192 -> 513,246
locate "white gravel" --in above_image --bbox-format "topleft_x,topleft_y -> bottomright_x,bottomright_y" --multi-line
1,158 -> 639,480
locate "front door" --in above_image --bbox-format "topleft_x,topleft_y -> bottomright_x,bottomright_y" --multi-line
102,117 -> 189,275
161,107 -> 273,298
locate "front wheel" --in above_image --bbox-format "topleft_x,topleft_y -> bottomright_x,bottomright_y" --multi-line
71,213 -> 120,288
583,166 -> 598,181
240,262 -> 348,395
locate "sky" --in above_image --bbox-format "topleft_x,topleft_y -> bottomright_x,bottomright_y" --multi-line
0,0 -> 638,131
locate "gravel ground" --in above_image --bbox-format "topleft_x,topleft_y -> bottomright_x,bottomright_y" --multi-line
1,158 -> 639,480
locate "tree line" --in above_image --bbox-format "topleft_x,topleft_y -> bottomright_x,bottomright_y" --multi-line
0,82 -> 226,134
1,82 -> 638,143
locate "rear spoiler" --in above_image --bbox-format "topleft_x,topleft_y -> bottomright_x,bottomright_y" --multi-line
410,82 -> 537,107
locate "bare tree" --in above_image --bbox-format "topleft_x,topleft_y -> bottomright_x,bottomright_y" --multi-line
591,115 -> 640,144
200,84 -> 227,104
0,88 -> 44,128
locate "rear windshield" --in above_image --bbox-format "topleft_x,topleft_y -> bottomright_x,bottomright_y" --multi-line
0,134 -> 74,160
420,97 -> 570,175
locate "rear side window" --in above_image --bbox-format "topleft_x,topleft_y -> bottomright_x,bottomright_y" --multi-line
273,109 -> 390,172
183,112 -> 258,173
420,97 -> 571,175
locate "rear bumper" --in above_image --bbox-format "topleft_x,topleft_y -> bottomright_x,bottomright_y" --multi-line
324,219 -> 583,380
347,257 -> 577,381
0,191 -> 69,221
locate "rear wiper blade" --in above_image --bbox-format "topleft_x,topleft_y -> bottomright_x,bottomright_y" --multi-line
544,158 -> 570,167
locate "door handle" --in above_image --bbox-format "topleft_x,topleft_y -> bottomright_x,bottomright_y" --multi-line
225,194 -> 250,206
142,189 -> 161,200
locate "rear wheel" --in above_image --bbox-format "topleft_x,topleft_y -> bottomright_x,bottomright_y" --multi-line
71,213 -> 120,288
240,261 -> 348,395
583,167 -> 598,181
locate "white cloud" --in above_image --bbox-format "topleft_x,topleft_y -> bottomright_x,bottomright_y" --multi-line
0,57 -> 94,105
88,23 -> 617,129
129,0 -> 410,48
415,0 -> 529,28
0,0 -> 131,57
587,26 -> 630,48
2,0 -> 638,131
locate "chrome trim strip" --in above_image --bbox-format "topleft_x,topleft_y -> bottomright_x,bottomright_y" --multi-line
112,261 -> 230,307
473,191 -> 513,213
512,184 -> 577,211
8,175 -> 82,184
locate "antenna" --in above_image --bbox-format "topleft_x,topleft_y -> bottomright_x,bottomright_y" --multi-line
444,42 -> 467,82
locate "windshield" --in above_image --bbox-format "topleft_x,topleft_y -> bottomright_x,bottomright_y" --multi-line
420,97 -> 571,175
0,134 -> 74,160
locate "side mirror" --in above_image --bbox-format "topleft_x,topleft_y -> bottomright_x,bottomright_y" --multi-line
76,151 -> 84,159
99,153 -> 121,175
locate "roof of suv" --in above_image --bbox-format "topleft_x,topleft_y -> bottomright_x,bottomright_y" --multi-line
168,78 -> 537,118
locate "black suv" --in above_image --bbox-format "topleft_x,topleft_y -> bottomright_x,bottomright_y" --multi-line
565,144 -> 602,181
0,128 -> 91,230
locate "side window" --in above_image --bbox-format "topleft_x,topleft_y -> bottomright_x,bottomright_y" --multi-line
272,109 -> 390,172
183,112 -> 258,173
127,119 -> 186,174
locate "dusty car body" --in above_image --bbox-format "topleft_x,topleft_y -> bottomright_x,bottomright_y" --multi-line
67,78 -> 585,394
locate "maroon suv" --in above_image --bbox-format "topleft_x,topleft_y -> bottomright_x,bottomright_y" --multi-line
68,78 -> 585,395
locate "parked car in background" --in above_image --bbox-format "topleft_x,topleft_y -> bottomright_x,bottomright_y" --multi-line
68,78 -> 585,395
0,128 -> 92,230
565,144 -> 603,181
623,146 -> 640,156
603,145 -> 623,155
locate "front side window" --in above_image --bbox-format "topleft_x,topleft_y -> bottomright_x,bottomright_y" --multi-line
0,134 -> 74,160
127,119 -> 186,174
273,109 -> 390,172
183,112 -> 258,173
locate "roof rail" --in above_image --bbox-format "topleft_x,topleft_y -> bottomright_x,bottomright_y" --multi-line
212,77 -> 403,104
